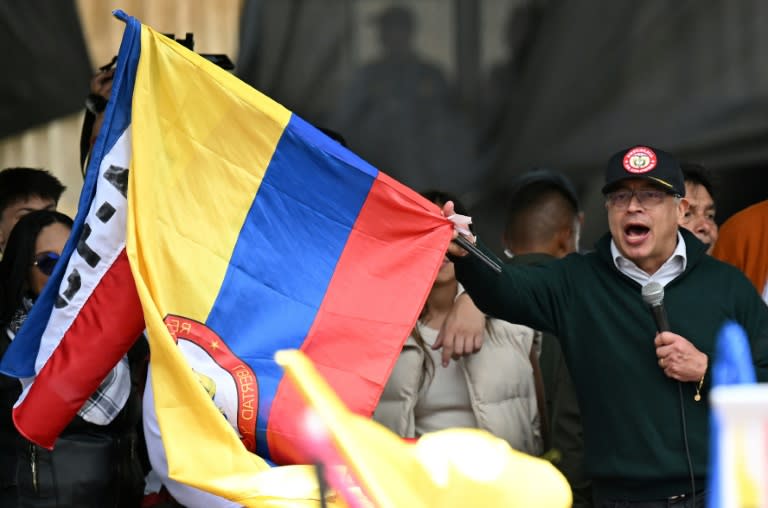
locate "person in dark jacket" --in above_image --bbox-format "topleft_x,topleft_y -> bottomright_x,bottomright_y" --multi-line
0,210 -> 143,507
0,210 -> 73,505
444,146 -> 768,507
502,169 -> 591,507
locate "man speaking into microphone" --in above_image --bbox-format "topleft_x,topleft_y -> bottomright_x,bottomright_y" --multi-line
444,146 -> 768,507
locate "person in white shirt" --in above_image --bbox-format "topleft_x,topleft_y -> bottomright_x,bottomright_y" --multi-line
375,191 -> 543,456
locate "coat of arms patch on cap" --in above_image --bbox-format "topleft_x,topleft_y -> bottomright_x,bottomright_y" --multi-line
622,147 -> 657,174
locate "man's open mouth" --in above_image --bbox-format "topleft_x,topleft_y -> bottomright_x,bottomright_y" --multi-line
625,225 -> 650,237
624,224 -> 650,245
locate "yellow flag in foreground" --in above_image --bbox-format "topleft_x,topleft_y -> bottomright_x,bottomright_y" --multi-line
276,350 -> 572,508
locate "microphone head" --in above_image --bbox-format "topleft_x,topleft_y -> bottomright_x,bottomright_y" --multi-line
641,281 -> 664,306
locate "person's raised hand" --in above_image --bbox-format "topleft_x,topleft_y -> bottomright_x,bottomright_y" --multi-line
433,292 -> 485,367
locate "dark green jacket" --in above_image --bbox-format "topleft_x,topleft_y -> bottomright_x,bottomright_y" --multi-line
509,253 -> 591,506
455,228 -> 768,500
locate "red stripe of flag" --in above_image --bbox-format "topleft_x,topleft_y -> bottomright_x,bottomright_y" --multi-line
267,174 -> 452,464
13,250 -> 144,448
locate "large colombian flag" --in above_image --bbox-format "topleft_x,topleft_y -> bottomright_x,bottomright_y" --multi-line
1,11 -> 452,503
126,6 -> 452,473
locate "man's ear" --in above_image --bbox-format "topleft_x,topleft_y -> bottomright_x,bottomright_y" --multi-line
572,212 -> 584,253
678,197 -> 690,220
555,223 -> 578,257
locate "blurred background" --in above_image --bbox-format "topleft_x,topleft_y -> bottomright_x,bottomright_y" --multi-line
1,0 -> 765,253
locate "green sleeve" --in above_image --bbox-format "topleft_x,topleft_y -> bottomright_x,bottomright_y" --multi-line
452,240 -> 573,336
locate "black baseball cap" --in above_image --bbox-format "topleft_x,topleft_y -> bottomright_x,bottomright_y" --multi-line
602,146 -> 685,197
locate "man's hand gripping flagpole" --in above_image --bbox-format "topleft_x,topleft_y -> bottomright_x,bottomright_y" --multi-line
443,201 -> 502,273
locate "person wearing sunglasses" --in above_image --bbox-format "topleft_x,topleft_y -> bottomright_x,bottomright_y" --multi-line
443,146 -> 768,507
0,210 -> 144,507
0,210 -> 72,506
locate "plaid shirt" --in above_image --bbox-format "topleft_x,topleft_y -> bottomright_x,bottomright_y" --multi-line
76,356 -> 131,424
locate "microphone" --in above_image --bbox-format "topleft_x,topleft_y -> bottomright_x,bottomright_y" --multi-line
641,281 -> 670,332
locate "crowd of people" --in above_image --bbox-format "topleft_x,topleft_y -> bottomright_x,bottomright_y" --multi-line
372,146 -> 767,508
1,7 -> 767,508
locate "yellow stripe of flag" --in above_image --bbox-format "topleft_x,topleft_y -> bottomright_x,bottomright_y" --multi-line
128,24 -> 327,505
132,25 -> 290,323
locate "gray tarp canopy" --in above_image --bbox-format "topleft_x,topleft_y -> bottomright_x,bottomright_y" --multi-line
238,0 -> 767,250
1,1 -> 762,249
0,1 -> 91,139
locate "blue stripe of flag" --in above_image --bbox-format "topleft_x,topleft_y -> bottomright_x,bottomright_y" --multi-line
204,114 -> 378,460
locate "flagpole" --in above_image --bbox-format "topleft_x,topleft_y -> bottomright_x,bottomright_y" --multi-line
454,236 -> 502,273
